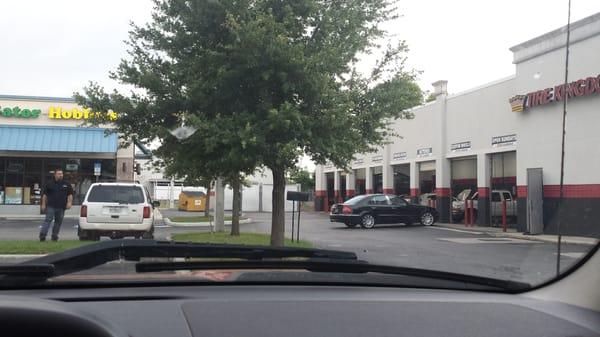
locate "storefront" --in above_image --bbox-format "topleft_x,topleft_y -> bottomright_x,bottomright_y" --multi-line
0,95 -> 134,209
315,12 -> 600,237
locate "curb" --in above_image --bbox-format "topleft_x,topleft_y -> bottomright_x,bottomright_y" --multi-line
164,218 -> 253,227
0,254 -> 45,259
436,224 -> 596,246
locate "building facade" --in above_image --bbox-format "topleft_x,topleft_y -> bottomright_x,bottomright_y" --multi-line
315,13 -> 600,237
0,95 -> 134,213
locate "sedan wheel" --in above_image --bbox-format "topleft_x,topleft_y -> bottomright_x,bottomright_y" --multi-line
420,212 -> 435,226
360,214 -> 376,229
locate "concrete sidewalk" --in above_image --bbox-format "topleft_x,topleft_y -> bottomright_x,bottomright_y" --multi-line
436,222 -> 598,246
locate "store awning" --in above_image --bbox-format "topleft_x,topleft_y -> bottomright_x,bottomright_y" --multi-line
0,125 -> 118,153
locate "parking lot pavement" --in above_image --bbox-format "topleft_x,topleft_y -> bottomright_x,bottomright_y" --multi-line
0,212 -> 596,284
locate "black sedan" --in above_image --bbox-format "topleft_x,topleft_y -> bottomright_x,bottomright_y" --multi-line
329,194 -> 439,229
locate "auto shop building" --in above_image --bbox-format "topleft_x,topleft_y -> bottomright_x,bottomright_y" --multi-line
315,13 -> 600,237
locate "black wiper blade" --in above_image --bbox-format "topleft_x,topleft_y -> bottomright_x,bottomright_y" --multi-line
0,264 -> 55,277
135,259 -> 531,292
18,239 -> 357,280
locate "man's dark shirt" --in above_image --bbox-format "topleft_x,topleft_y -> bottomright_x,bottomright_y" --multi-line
43,179 -> 73,209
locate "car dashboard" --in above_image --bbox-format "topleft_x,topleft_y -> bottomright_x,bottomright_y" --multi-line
0,285 -> 599,337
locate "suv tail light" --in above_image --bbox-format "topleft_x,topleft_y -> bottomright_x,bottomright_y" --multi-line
143,206 -> 151,219
80,205 -> 87,218
342,205 -> 352,214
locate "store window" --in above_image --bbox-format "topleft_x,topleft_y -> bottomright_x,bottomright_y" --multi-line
0,157 -> 117,205
24,159 -> 43,205
5,159 -> 24,204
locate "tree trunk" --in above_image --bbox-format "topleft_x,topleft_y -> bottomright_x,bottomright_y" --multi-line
204,182 -> 211,217
230,177 -> 241,236
270,167 -> 286,247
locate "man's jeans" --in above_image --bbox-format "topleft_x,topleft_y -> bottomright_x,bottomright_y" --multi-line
40,207 -> 65,240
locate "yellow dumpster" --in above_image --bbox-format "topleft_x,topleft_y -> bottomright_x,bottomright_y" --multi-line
178,191 -> 207,212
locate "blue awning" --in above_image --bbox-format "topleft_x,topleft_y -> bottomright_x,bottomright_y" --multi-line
0,125 -> 118,153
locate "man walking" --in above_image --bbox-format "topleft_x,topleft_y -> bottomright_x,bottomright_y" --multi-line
39,168 -> 73,241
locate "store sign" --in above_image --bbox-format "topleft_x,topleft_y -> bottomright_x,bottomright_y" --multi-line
392,152 -> 407,161
65,163 -> 79,171
451,141 -> 471,152
492,134 -> 517,147
1,106 -> 41,118
509,74 -> 600,112
353,158 -> 364,165
417,147 -> 432,157
48,106 -> 118,121
371,154 -> 383,163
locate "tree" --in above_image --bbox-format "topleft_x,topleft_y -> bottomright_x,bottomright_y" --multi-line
75,0 -> 422,247
288,167 -> 315,192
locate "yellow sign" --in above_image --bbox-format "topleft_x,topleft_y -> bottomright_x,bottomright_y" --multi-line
48,106 -> 118,121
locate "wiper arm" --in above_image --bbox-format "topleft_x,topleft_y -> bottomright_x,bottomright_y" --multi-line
9,239 -> 357,281
135,259 -> 531,292
0,264 -> 55,277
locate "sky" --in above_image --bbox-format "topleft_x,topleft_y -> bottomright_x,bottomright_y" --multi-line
2,0 -> 600,169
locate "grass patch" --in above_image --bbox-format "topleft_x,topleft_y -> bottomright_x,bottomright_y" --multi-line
170,215 -> 249,223
0,240 -> 93,254
171,232 -> 313,248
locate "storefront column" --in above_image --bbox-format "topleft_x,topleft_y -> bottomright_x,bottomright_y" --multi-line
346,171 -> 355,198
382,146 -> 394,194
314,165 -> 326,211
409,161 -> 420,203
435,158 -> 452,223
365,167 -> 373,194
116,143 -> 134,182
333,171 -> 341,203
477,153 -> 491,226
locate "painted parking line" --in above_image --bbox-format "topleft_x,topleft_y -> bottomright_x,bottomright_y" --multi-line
426,226 -> 484,235
555,252 -> 586,259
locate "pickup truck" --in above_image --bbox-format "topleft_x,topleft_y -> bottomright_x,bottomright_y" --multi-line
452,189 -> 517,222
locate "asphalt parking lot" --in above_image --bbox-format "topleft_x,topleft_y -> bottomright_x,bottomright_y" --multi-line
0,211 -> 595,284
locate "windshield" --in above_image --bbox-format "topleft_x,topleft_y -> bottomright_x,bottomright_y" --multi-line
0,0 -> 599,291
87,186 -> 145,204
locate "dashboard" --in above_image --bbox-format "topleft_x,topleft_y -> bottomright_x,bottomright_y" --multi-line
1,285 -> 599,337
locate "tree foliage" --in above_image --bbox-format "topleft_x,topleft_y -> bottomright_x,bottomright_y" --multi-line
75,0 -> 423,246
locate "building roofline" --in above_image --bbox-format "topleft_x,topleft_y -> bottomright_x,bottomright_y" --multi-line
510,12 -> 600,52
0,94 -> 76,103
446,75 -> 516,100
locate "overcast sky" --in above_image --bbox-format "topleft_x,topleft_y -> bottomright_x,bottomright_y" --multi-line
1,0 -> 599,98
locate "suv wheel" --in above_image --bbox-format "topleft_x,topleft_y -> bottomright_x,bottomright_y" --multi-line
360,214 -> 376,229
142,226 -> 155,239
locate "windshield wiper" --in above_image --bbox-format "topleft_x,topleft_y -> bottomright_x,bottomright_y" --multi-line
0,264 -> 55,277
1,239 -> 357,283
135,259 -> 531,292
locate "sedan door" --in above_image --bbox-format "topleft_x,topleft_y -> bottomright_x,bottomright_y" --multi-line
390,196 -> 419,223
366,195 -> 395,224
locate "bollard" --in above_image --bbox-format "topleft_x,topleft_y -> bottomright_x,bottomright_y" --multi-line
464,200 -> 469,227
502,199 -> 507,232
469,200 -> 475,226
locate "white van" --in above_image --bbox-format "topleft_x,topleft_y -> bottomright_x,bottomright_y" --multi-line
78,183 -> 159,241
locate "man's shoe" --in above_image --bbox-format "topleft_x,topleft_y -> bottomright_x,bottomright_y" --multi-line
51,236 -> 59,242
39,236 -> 46,242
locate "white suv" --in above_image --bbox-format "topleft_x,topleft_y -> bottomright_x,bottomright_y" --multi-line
78,183 -> 159,241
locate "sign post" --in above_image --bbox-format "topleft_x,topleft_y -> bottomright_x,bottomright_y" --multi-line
287,191 -> 310,243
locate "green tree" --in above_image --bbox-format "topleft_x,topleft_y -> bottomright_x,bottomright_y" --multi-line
288,167 -> 315,192
75,0 -> 422,246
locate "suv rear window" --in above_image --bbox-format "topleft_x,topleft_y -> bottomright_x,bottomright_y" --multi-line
87,185 -> 145,204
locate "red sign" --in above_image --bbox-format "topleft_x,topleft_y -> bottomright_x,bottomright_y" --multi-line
509,74 -> 600,112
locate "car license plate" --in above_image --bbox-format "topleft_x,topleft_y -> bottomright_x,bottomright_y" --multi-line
109,207 -> 122,214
